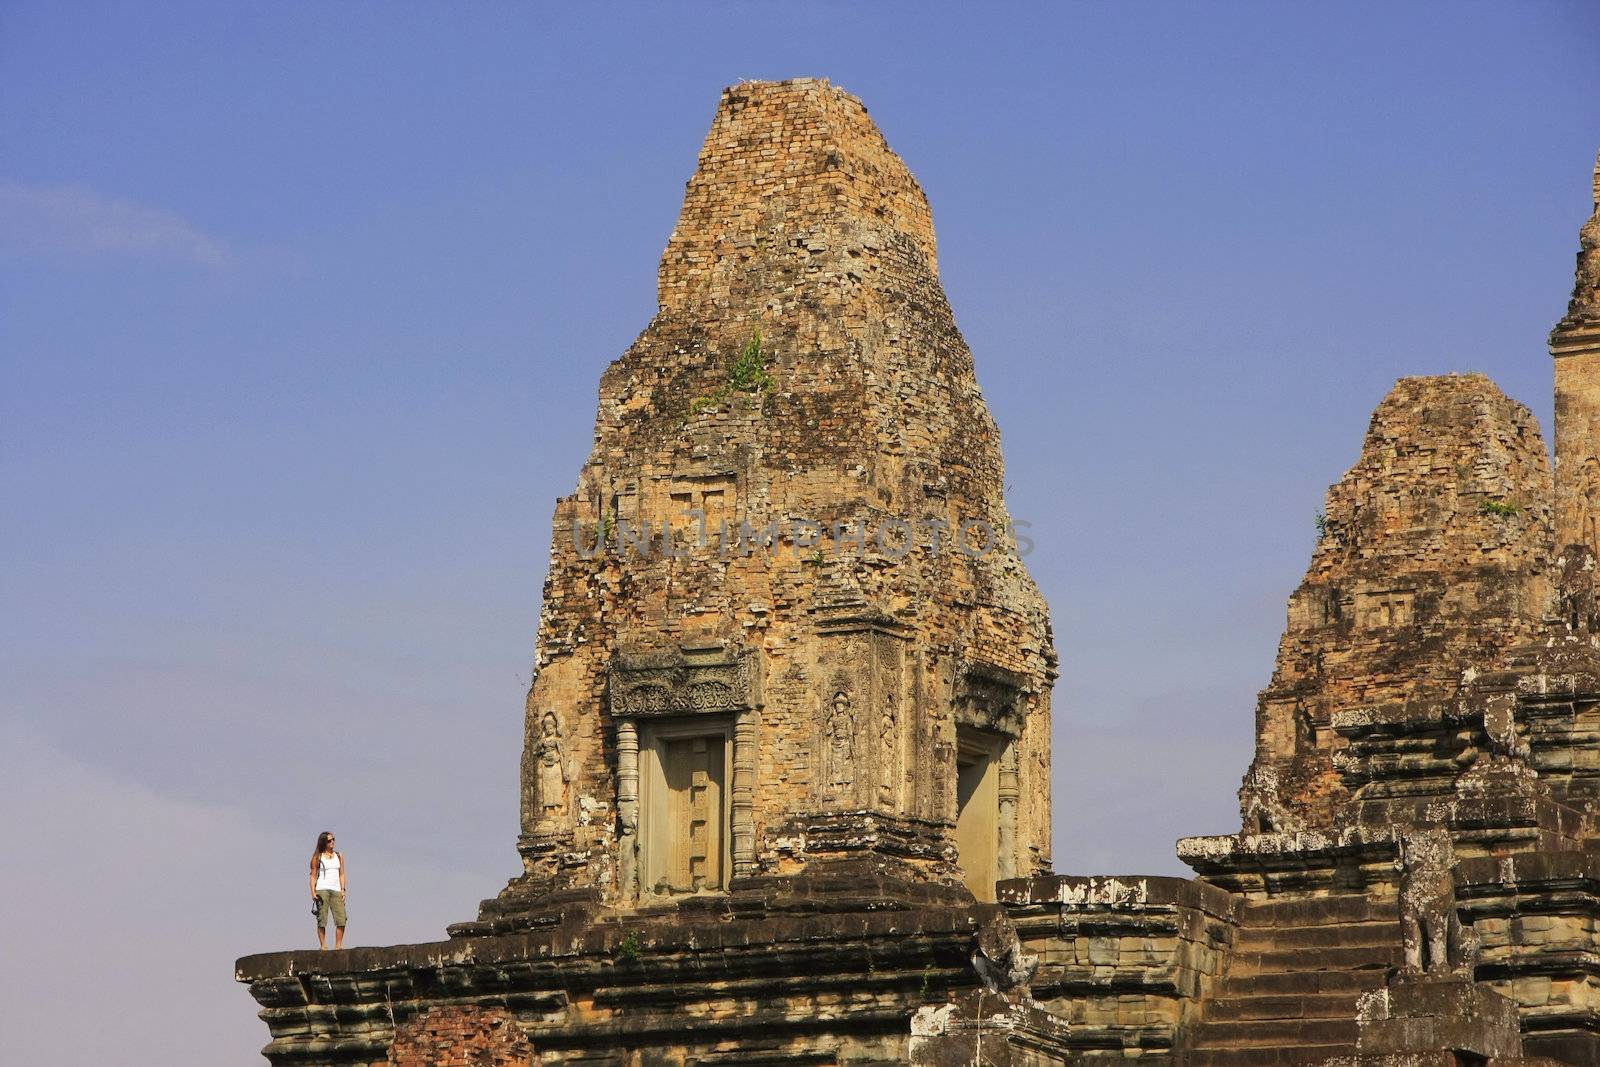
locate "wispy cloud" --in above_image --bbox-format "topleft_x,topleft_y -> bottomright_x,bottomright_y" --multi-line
0,181 -> 231,267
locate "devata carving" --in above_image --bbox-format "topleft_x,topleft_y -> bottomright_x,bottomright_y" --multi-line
878,694 -> 898,803
828,689 -> 854,794
955,664 -> 1025,736
534,710 -> 568,829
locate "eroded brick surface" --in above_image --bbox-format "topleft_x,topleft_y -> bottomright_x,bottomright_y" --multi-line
386,1006 -> 535,1067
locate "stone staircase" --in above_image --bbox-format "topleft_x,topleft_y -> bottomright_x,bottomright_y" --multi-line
1181,893 -> 1404,1066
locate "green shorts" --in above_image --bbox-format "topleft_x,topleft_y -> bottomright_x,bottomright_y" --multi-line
317,889 -> 347,928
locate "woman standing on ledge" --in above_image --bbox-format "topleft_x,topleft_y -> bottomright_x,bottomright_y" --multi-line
310,831 -> 347,949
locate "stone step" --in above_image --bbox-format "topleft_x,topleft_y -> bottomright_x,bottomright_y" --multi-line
1187,1016 -> 1357,1048
1232,919 -> 1401,952
1182,1044 -> 1353,1066
1229,943 -> 1401,976
1215,969 -> 1388,998
1201,991 -> 1364,1022
1239,895 -> 1397,928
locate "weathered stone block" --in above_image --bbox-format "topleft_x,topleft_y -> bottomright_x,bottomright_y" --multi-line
1357,977 -> 1523,1058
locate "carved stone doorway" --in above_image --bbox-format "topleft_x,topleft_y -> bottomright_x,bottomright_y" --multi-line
640,718 -> 731,895
956,727 -> 1004,901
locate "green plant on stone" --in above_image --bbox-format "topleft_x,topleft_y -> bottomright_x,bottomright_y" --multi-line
690,393 -> 723,414
728,330 -> 773,394
686,331 -> 774,420
1481,498 -> 1520,517
615,930 -> 643,963
1314,511 -> 1327,537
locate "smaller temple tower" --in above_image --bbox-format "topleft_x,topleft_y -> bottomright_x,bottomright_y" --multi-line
1236,374 -> 1557,832
1552,150 -> 1600,556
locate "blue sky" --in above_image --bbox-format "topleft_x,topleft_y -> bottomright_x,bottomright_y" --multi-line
3,3 -> 1597,1062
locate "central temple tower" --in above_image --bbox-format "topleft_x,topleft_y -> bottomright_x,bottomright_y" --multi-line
487,79 -> 1056,919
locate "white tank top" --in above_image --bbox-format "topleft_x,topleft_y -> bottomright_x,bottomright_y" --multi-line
315,852 -> 342,892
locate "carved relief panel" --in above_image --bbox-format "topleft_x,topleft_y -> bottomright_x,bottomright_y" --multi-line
812,610 -> 909,812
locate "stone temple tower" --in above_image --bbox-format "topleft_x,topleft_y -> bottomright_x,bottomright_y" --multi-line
1552,150 -> 1600,557
1237,374 -> 1558,832
481,78 -> 1056,921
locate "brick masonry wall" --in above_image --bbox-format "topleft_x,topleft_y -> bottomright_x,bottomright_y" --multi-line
386,1006 -> 535,1067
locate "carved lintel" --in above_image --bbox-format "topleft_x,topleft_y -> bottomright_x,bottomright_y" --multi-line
955,660 -> 1027,736
608,644 -> 761,718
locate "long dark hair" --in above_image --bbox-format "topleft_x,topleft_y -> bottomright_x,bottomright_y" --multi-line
311,831 -> 335,873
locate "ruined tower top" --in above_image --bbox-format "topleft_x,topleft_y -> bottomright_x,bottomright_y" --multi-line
659,78 -> 939,315
1552,147 -> 1600,555
1551,147 -> 1600,351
